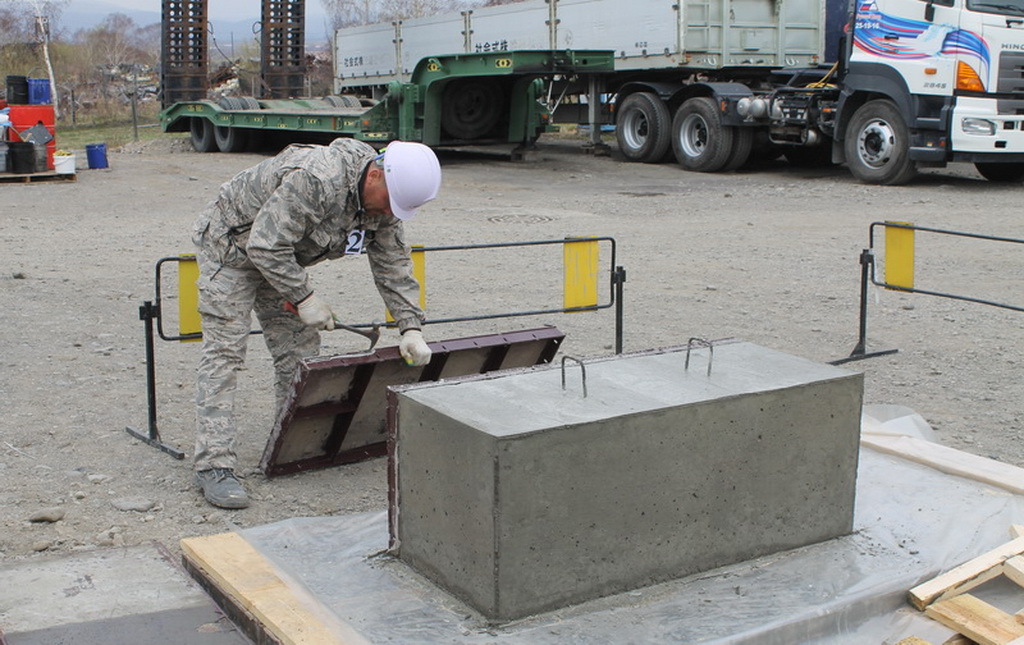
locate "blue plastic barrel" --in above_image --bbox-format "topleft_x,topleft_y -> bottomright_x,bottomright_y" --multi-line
85,143 -> 108,169
27,79 -> 51,105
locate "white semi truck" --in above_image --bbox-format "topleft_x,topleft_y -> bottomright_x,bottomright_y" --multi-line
334,0 -> 1024,184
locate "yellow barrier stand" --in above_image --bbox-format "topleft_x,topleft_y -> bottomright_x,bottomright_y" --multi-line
178,254 -> 202,342
884,221 -> 915,290
386,245 -> 426,323
563,237 -> 599,311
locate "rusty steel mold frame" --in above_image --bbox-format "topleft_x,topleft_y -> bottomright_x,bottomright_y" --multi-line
260,327 -> 565,477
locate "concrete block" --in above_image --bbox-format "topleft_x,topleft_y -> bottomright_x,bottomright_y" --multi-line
390,340 -> 863,621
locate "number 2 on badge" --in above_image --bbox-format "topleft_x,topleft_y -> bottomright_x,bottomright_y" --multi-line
345,230 -> 366,255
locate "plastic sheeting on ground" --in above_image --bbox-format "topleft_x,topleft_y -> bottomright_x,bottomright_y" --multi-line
238,405 -> 1024,643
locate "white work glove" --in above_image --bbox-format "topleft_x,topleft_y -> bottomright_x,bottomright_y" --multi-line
400,329 -> 431,366
296,293 -> 335,331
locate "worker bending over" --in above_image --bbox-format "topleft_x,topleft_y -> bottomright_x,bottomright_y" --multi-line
191,138 -> 442,509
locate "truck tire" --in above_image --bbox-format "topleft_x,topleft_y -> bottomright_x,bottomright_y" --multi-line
190,118 -> 217,153
974,162 -> 1024,183
844,100 -> 917,185
671,97 -> 734,172
615,92 -> 671,163
215,125 -> 249,153
441,79 -> 503,140
722,127 -> 754,171
323,95 -> 361,108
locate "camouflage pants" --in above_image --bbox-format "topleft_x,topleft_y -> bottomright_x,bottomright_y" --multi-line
193,248 -> 320,472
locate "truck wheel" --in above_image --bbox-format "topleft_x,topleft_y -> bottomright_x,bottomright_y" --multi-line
215,125 -> 249,153
722,127 -> 754,171
323,95 -> 361,108
974,162 -> 1024,182
441,79 -> 503,140
615,92 -> 671,163
190,118 -> 217,153
671,97 -> 734,172
845,100 -> 917,185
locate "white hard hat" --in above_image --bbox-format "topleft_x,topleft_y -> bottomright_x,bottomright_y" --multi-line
382,141 -> 442,220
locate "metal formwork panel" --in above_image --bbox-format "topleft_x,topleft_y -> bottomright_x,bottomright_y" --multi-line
261,0 -> 305,98
161,0 -> 208,108
260,327 -> 565,477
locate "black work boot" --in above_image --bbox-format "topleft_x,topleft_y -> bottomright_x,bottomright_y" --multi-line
195,468 -> 250,509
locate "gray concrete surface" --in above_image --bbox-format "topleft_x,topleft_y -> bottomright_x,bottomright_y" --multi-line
392,340 -> 864,620
0,544 -> 248,645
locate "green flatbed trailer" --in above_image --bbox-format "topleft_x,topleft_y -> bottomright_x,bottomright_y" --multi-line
160,49 -> 615,153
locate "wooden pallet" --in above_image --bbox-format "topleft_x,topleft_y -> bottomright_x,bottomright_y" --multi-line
0,170 -> 77,184
904,525 -> 1024,645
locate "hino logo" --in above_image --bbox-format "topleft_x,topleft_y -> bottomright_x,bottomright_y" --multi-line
1004,44 -> 1024,51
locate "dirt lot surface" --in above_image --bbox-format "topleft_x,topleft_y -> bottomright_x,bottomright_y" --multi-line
1,135 -> 1022,563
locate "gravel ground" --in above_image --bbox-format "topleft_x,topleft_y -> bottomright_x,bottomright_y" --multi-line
1,134 -> 1021,563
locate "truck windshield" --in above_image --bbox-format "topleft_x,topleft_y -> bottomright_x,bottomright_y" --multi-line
967,0 -> 1024,15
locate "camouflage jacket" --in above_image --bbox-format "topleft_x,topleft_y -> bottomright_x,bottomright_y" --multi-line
192,138 -> 424,331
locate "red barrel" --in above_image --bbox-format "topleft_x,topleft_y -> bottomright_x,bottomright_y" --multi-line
7,105 -> 55,170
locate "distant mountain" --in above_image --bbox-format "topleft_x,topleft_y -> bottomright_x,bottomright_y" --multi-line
57,0 -> 331,48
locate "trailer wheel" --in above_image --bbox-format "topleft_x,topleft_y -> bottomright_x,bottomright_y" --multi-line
845,100 -> 916,185
323,95 -> 361,108
441,79 -> 503,140
671,97 -> 734,172
190,118 -> 217,153
215,125 -> 249,153
974,162 -> 1024,183
615,92 -> 671,163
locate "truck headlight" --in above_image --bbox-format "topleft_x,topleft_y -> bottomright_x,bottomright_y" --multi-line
961,118 -> 996,135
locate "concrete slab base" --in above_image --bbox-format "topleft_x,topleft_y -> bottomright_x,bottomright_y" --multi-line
0,543 -> 248,645
201,443 -> 1024,644
390,341 -> 863,619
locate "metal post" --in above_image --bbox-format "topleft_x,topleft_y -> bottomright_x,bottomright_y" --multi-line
852,248 -> 871,357
830,249 -> 898,365
613,265 -> 626,354
125,300 -> 186,459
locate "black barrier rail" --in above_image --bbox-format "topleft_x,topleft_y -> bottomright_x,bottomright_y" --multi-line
127,237 -> 625,457
832,222 -> 1024,365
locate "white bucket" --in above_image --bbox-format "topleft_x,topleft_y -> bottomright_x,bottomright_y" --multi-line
54,153 -> 76,175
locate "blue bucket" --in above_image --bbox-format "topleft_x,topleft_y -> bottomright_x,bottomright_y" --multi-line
27,79 -> 51,104
86,143 -> 108,169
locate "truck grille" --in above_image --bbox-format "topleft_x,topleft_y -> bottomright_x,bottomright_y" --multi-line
995,51 -> 1024,114
997,51 -> 1024,94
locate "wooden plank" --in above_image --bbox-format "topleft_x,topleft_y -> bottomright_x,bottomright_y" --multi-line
0,171 -> 76,183
925,594 -> 1024,645
861,434 -> 1024,496
1011,525 -> 1024,539
181,532 -> 369,645
943,636 -> 978,645
909,537 -> 1024,610
896,637 -> 935,645
1004,556 -> 1024,589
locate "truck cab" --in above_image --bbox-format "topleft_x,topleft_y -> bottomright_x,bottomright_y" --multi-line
840,0 -> 1024,182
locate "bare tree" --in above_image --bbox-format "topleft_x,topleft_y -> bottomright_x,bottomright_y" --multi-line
2,0 -> 67,114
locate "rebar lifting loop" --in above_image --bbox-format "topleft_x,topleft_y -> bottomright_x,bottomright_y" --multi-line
685,337 -> 714,377
560,355 -> 588,398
